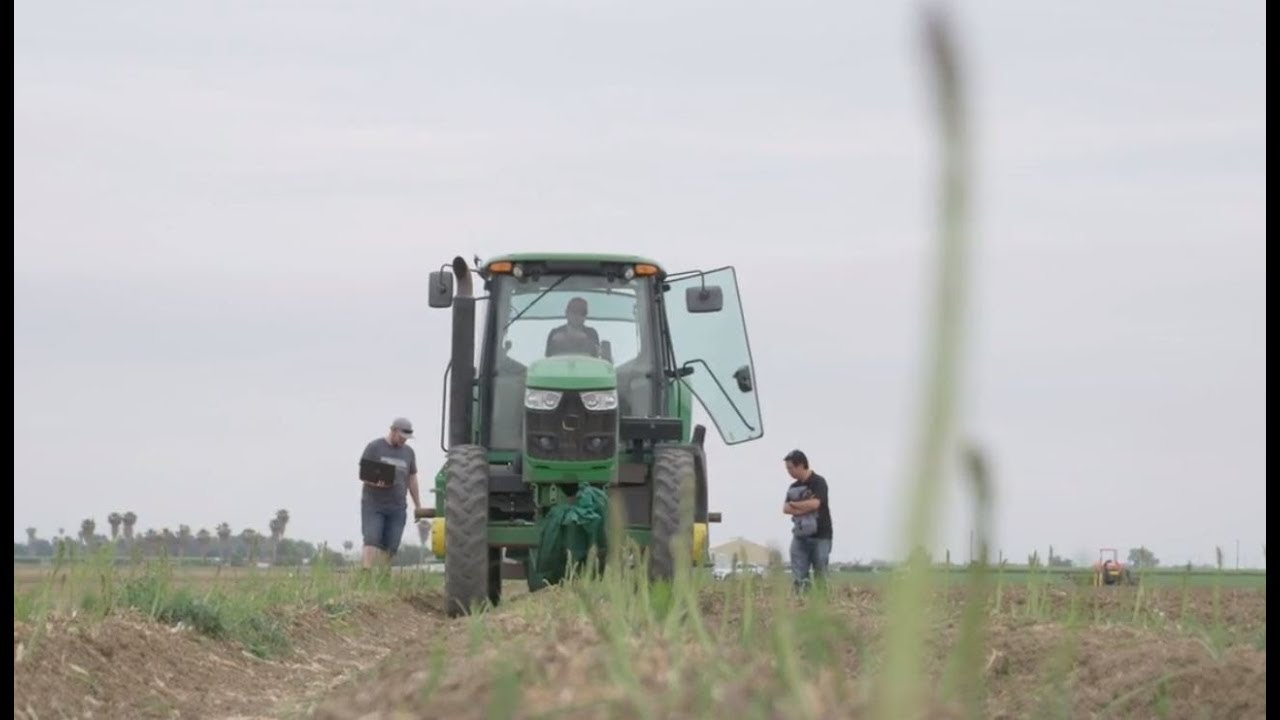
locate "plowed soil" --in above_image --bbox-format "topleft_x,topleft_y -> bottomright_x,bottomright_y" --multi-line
14,584 -> 1266,719
14,593 -> 450,719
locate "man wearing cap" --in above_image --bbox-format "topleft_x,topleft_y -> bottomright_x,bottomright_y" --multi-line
781,449 -> 832,592
358,417 -> 423,569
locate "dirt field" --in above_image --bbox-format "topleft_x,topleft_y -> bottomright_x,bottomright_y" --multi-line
12,564 -> 364,592
13,568 -> 1266,720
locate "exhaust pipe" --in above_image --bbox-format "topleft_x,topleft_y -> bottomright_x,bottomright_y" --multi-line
447,256 -> 475,449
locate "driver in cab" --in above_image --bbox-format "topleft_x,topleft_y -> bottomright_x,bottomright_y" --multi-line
545,296 -> 601,358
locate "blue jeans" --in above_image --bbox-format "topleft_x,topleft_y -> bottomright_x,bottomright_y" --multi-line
790,537 -> 832,590
362,501 -> 407,554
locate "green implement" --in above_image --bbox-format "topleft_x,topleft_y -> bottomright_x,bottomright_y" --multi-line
529,485 -> 609,589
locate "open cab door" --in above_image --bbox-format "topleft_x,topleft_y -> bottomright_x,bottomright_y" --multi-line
664,267 -> 763,445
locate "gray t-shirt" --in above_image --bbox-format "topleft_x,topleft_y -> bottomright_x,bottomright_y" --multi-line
361,437 -> 418,509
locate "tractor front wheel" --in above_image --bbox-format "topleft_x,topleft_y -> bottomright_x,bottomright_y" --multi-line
650,445 -> 697,583
444,444 -> 490,617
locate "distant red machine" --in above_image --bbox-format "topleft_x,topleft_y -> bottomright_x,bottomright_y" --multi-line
1092,548 -> 1135,586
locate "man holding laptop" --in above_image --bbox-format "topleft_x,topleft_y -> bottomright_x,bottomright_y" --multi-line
358,417 -> 423,569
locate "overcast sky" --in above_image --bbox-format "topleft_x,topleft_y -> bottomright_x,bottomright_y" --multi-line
14,1 -> 1266,568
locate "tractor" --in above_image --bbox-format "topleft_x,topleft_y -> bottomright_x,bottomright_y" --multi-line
419,254 -> 764,616
1092,547 -> 1136,586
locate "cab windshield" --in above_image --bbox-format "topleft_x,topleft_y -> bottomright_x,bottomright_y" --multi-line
484,273 -> 660,450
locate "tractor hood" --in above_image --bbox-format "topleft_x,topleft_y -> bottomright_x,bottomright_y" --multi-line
526,355 -> 616,391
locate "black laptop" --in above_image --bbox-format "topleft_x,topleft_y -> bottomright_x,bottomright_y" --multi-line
359,458 -> 398,487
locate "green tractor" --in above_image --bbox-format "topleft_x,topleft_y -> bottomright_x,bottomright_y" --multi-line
420,253 -> 763,616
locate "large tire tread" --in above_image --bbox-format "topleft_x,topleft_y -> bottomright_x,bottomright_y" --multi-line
444,444 -> 489,617
650,445 -> 697,582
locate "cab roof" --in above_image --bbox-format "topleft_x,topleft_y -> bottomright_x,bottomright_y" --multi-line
481,252 -> 667,275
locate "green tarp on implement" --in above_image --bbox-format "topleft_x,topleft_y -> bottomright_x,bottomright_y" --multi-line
528,485 -> 609,589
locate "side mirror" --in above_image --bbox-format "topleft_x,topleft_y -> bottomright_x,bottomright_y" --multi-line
428,271 -> 455,308
732,365 -> 753,393
686,285 -> 723,313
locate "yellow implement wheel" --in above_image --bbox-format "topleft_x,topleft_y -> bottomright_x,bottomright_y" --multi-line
693,522 -> 709,565
431,518 -> 447,558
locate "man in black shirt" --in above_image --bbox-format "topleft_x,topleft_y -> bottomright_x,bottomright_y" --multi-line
781,449 -> 832,592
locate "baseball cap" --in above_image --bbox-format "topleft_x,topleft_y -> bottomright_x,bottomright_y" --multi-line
391,417 -> 414,435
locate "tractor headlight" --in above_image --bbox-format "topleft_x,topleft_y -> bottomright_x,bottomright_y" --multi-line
580,390 -> 618,412
524,389 -> 563,410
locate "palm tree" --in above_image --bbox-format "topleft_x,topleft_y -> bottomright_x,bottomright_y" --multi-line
216,523 -> 232,564
161,528 -> 176,557
343,540 -> 354,554
143,528 -> 160,556
24,528 -> 37,557
268,520 -> 282,565
268,509 -> 290,565
107,512 -> 123,541
122,512 -> 137,542
241,529 -> 260,564
177,525 -> 193,557
267,518 -> 281,563
79,518 -> 96,548
196,528 -> 213,559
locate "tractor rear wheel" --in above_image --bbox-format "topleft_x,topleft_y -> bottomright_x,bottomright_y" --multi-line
650,445 -> 697,583
444,444 -> 490,617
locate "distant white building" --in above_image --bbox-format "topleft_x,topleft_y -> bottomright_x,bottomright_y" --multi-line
709,537 -> 776,568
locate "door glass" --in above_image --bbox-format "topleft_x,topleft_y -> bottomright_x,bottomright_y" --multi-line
664,267 -> 763,444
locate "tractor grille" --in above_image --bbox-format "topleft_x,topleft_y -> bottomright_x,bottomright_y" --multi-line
525,391 -> 617,462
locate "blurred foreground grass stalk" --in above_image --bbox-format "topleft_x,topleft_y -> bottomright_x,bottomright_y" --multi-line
873,5 -> 976,719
